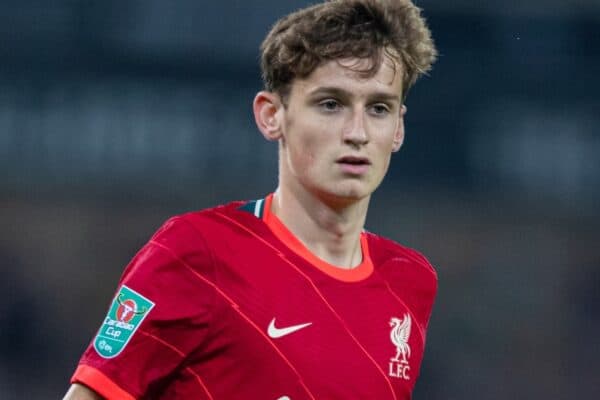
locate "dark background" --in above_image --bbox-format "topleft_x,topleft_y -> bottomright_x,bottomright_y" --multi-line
1,1 -> 599,398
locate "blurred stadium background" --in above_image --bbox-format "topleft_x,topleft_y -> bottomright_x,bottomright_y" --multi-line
1,0 -> 599,398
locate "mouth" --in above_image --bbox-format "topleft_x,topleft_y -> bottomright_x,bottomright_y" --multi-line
336,156 -> 371,175
336,156 -> 371,166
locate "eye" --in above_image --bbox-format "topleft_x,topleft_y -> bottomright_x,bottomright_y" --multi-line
318,99 -> 342,112
370,103 -> 391,116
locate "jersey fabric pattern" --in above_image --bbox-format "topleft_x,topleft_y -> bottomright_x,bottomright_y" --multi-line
72,194 -> 438,399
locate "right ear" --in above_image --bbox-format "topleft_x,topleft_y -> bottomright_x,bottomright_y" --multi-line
253,91 -> 284,141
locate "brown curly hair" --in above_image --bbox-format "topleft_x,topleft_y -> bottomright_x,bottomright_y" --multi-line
260,0 -> 437,102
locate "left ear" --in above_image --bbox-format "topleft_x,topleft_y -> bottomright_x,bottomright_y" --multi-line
392,105 -> 407,152
253,91 -> 284,142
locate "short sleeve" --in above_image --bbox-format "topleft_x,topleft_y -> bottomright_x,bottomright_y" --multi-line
71,216 -> 216,399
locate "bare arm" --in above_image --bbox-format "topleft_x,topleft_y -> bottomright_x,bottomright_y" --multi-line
63,383 -> 104,400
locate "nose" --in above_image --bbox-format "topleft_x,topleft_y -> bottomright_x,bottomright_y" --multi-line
342,108 -> 369,147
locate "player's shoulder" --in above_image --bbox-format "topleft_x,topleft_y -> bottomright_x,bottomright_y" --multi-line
134,199 -> 257,274
365,230 -> 437,279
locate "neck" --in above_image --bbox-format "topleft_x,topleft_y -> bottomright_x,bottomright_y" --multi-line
271,185 -> 370,269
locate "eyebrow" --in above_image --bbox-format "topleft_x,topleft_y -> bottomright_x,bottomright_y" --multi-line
307,86 -> 401,103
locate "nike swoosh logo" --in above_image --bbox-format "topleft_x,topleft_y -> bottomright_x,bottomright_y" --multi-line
267,318 -> 312,339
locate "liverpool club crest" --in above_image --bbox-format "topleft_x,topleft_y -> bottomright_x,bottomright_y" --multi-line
388,314 -> 411,380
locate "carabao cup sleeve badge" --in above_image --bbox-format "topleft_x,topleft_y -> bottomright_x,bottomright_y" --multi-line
93,285 -> 155,359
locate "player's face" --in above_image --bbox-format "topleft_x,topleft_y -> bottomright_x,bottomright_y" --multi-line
277,57 -> 405,206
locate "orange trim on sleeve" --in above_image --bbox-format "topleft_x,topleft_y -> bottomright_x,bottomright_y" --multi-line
263,193 -> 374,282
71,364 -> 136,400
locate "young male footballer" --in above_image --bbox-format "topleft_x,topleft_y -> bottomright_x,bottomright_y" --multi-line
64,0 -> 438,398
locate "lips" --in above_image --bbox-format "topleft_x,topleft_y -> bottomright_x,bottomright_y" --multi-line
336,156 -> 371,175
336,156 -> 371,165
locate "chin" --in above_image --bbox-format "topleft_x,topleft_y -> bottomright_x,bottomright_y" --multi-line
319,183 -> 373,206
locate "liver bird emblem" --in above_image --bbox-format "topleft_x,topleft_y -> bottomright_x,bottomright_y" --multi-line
390,314 -> 411,363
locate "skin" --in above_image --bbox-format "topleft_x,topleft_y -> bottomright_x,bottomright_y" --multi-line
63,383 -> 103,399
64,55 -> 407,400
254,56 -> 406,268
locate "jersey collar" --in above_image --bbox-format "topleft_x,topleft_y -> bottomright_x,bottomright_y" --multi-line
256,193 -> 374,282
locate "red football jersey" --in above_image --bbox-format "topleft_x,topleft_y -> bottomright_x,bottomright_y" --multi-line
72,194 -> 437,399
